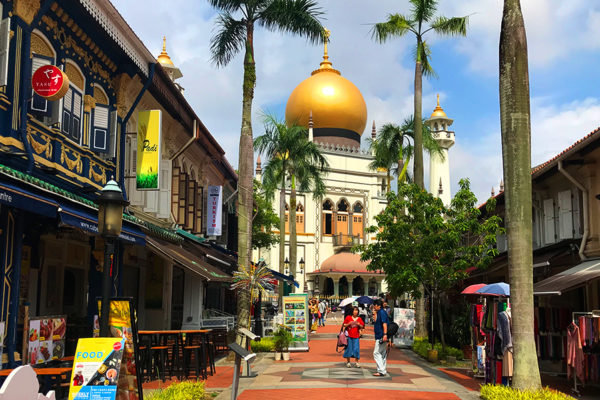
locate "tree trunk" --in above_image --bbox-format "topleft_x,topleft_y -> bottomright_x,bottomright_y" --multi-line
437,294 -> 446,350
499,0 -> 540,389
236,26 -> 256,346
415,290 -> 427,338
413,55 -> 424,189
278,175 -> 286,305
289,174 -> 297,293
387,170 -> 391,193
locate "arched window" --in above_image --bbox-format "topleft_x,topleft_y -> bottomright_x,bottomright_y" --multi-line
284,203 -> 290,233
90,84 -> 112,153
352,202 -> 364,238
296,202 -> 305,233
337,199 -> 349,212
322,199 -> 333,235
336,199 -> 349,235
62,60 -> 85,144
30,31 -> 57,124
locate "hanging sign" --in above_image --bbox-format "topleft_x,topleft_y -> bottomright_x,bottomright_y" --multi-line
31,65 -> 69,100
68,338 -> 125,400
206,185 -> 223,236
136,110 -> 162,190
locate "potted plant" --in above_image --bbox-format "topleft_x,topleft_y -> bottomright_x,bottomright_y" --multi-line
273,326 -> 293,361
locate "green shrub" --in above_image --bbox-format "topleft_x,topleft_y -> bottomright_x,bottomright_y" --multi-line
273,326 -> 293,352
251,337 -> 275,352
145,381 -> 210,400
412,336 -> 463,361
480,384 -> 575,400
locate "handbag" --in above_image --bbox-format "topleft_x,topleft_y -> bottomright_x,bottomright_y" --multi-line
336,326 -> 348,353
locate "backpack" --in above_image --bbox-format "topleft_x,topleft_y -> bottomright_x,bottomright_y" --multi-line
387,321 -> 399,338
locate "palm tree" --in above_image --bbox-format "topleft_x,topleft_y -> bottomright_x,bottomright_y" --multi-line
372,0 -> 468,189
499,0 -> 540,390
370,117 -> 444,191
255,115 -> 328,301
208,0 -> 324,335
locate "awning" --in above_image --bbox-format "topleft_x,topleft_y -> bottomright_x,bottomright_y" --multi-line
58,204 -> 146,245
533,259 -> 600,295
267,268 -> 300,288
146,236 -> 231,282
0,182 -> 58,218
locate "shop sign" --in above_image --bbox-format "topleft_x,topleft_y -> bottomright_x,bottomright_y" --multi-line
206,185 -> 223,236
283,294 -> 308,341
136,110 -> 162,190
31,65 -> 69,100
68,338 -> 125,400
27,315 -> 67,365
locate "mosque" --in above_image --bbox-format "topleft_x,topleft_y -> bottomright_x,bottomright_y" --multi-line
255,31 -> 455,299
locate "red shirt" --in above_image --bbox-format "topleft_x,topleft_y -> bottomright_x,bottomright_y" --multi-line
344,315 -> 364,338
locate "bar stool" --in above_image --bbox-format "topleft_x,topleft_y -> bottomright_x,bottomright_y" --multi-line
137,334 -> 153,382
150,334 -> 170,381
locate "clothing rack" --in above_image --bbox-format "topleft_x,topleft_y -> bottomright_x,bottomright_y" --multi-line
571,311 -> 594,395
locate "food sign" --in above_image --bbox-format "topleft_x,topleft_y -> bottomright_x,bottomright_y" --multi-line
28,315 -> 67,364
68,338 -> 125,400
32,65 -> 69,100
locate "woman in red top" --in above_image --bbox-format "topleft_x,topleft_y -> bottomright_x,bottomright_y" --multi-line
343,306 -> 365,367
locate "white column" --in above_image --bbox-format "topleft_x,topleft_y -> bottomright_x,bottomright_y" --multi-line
333,278 -> 339,297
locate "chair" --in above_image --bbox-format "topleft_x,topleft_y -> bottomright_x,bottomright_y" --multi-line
182,333 -> 207,380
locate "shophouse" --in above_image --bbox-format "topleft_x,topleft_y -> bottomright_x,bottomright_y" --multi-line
0,0 -> 236,367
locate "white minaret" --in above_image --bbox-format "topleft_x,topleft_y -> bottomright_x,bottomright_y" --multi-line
426,94 -> 455,206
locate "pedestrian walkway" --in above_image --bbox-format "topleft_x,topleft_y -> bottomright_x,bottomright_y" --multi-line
215,311 -> 479,400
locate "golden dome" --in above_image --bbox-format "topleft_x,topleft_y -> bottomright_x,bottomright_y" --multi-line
157,36 -> 174,66
430,94 -> 447,118
285,29 -> 367,137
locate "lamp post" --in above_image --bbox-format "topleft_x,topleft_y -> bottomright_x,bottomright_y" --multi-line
96,180 -> 128,337
299,257 -> 305,275
283,258 -> 291,296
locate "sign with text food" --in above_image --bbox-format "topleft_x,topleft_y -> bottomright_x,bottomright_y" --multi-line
283,295 -> 308,341
136,110 -> 162,190
32,64 -> 69,100
206,185 -> 223,236
68,338 -> 125,400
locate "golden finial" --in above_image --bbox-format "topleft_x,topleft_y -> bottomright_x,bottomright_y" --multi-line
157,36 -> 174,66
313,27 -> 339,75
323,28 -> 331,61
431,93 -> 447,118
162,36 -> 166,52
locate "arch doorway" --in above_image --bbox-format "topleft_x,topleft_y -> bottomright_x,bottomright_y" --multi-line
352,276 -> 364,296
324,277 -> 334,296
368,278 -> 378,296
339,276 -> 349,297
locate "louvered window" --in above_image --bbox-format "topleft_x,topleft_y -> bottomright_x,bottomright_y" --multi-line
30,55 -> 53,117
91,104 -> 109,152
62,85 -> 83,143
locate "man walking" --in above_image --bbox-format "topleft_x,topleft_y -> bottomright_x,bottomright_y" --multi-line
372,299 -> 389,376
318,299 -> 327,326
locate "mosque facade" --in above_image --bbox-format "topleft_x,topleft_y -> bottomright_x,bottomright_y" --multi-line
255,34 -> 454,300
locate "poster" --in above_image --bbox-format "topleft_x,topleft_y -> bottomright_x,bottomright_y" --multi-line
97,298 -> 143,400
0,321 -> 4,370
68,338 -> 125,400
28,319 -> 40,365
393,308 -> 415,347
283,295 -> 308,341
28,315 -> 67,364
206,186 -> 223,236
136,110 -> 162,190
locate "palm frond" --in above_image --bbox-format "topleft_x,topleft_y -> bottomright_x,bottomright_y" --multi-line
414,40 -> 437,78
209,12 -> 247,67
371,13 -> 414,43
409,0 -> 438,24
431,16 -> 468,37
259,0 -> 324,44
207,0 -> 245,13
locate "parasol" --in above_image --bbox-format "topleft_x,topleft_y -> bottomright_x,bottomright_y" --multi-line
338,296 -> 358,308
475,282 -> 510,297
355,295 -> 374,304
461,283 -> 486,295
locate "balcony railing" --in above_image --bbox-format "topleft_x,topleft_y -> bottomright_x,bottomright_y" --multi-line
333,234 -> 361,247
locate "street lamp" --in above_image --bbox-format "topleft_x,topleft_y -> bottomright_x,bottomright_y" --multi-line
299,258 -> 305,275
96,180 -> 129,337
284,257 -> 290,276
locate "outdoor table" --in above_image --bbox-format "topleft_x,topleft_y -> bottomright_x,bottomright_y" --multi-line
0,366 -> 72,395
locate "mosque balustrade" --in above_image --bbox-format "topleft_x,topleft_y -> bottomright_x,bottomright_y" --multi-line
25,118 -> 115,190
333,233 -> 362,248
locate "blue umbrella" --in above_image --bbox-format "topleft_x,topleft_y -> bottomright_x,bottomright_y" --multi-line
475,282 -> 510,297
355,295 -> 374,304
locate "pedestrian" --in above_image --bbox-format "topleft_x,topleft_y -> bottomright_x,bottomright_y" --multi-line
318,299 -> 327,326
372,299 -> 389,376
310,299 -> 319,332
344,303 -> 353,318
383,301 -> 392,319
343,306 -> 364,368
358,303 -> 368,326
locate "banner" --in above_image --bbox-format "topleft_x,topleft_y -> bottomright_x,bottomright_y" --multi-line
393,308 -> 415,347
206,185 -> 223,236
136,110 -> 162,190
96,298 -> 143,400
283,295 -> 308,341
68,338 -> 125,400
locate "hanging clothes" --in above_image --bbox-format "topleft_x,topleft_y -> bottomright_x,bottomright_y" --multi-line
498,310 -> 513,377
567,322 -> 585,382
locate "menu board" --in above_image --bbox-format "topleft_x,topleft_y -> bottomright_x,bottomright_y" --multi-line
283,295 -> 308,341
97,298 -> 144,400
68,337 -> 125,400
0,321 -> 4,370
393,308 -> 415,348
27,315 -> 67,364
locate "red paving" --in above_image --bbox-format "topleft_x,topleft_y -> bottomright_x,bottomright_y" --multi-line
439,368 -> 481,391
238,388 -> 461,400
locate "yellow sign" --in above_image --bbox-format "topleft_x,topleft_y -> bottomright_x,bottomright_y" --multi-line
68,337 -> 125,400
136,110 -> 162,190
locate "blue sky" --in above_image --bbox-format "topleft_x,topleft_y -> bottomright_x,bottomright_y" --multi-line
112,0 -> 600,202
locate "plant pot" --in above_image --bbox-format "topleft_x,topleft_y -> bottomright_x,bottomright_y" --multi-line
274,352 -> 282,361
462,345 -> 473,361
282,352 -> 290,361
446,356 -> 457,365
427,349 -> 438,363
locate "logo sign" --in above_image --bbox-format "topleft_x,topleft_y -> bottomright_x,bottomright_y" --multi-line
206,186 -> 223,236
32,65 -> 69,100
136,110 -> 162,190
